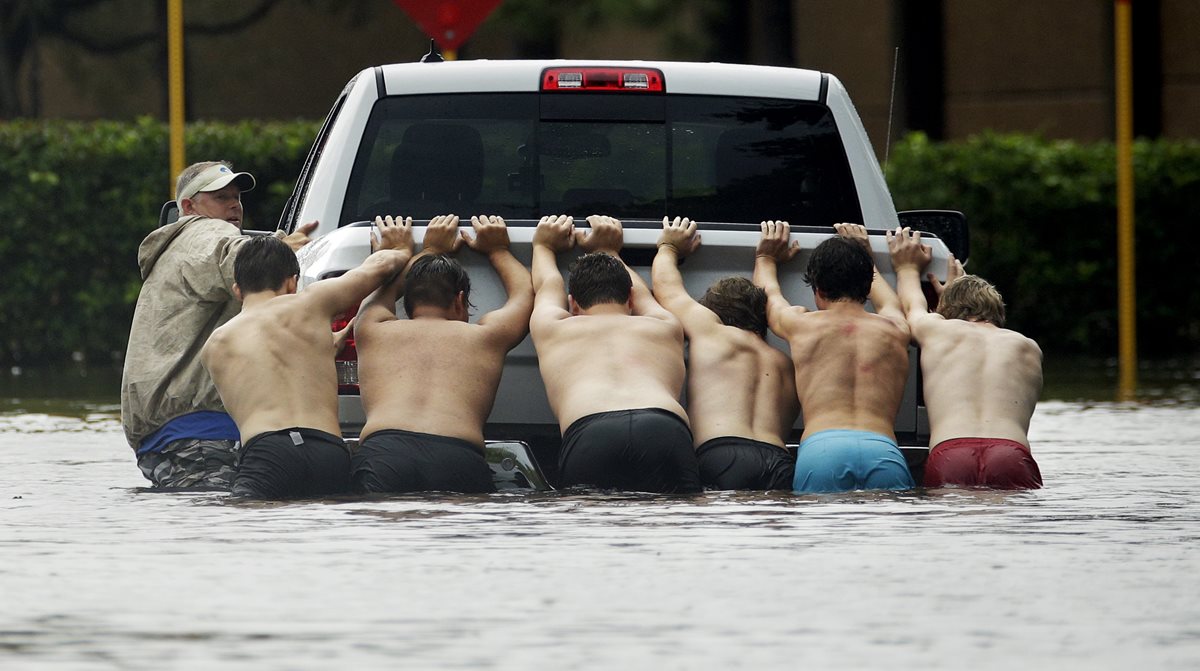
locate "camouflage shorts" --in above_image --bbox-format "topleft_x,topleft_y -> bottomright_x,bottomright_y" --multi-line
136,438 -> 239,490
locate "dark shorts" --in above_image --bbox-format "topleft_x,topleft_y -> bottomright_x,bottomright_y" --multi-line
793,429 -> 915,493
351,429 -> 496,494
559,408 -> 702,494
923,437 -> 1043,489
231,428 -> 351,499
136,438 -> 239,490
696,436 -> 795,490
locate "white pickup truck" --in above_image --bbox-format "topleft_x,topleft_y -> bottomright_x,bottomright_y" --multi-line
272,59 -> 967,486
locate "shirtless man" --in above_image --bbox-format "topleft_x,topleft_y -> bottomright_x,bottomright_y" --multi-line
531,214 -> 701,493
754,221 -> 914,493
201,216 -> 413,498
652,217 -> 799,490
351,214 -> 533,494
888,227 -> 1043,489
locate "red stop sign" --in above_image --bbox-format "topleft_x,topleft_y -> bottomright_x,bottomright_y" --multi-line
392,0 -> 504,52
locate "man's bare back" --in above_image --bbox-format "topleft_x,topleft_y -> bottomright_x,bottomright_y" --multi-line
652,216 -> 797,447
531,215 -> 686,432
534,311 -> 687,431
914,320 -> 1041,446
204,294 -> 345,441
355,215 -> 533,447
755,221 -> 910,440
779,306 -> 910,439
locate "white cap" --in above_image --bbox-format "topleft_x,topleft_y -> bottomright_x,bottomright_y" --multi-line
176,164 -> 256,201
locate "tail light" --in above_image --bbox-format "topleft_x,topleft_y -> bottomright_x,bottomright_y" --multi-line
541,67 -> 664,92
332,308 -> 358,394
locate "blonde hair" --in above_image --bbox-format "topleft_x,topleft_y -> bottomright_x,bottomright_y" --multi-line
937,274 -> 1006,327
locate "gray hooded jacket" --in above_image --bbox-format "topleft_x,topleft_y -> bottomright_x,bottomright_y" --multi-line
119,215 -> 247,451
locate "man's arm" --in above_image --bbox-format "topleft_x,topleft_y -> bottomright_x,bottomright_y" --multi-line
355,216 -> 416,330
652,216 -> 721,332
465,215 -> 533,348
279,220 -> 319,252
530,215 -> 575,328
307,215 -> 414,319
886,225 -> 937,324
753,220 -> 803,337
835,223 -> 906,328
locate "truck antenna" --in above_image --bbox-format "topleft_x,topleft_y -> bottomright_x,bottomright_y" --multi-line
884,46 -> 899,173
421,39 -> 444,63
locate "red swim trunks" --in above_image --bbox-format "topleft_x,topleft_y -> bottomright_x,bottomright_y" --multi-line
923,438 -> 1043,489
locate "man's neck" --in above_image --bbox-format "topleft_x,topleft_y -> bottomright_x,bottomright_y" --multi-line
409,305 -> 461,321
815,297 -> 866,313
579,302 -> 630,317
240,290 -> 287,311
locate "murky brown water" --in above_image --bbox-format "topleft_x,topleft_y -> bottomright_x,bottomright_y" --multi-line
2,364 -> 1199,669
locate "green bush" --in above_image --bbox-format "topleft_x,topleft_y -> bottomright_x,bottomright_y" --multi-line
1,123 -> 1197,363
887,132 -> 1200,355
0,118 -> 318,365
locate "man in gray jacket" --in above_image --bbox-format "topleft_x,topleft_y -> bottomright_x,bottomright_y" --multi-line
120,161 -> 315,489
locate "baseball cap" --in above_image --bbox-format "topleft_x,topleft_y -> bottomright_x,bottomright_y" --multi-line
176,163 -> 256,201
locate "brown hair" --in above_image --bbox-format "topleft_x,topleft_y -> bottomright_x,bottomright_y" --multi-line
568,253 -> 632,309
699,276 -> 768,337
937,274 -> 1006,327
802,237 -> 873,303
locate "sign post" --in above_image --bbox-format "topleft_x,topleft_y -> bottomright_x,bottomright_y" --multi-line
391,0 -> 503,60
1115,0 -> 1137,400
168,0 -> 185,195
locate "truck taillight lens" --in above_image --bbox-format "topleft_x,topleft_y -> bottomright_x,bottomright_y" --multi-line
541,67 -> 664,92
332,309 -> 358,394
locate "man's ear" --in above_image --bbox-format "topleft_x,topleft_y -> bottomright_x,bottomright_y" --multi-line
232,283 -> 244,302
453,290 -> 469,320
285,275 -> 299,295
178,197 -> 195,216
568,294 -> 581,316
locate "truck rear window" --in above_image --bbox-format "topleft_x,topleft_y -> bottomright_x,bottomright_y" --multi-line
341,93 -> 861,226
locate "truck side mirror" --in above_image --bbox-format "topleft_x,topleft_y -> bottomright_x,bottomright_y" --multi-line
897,210 -> 969,263
159,200 -> 180,228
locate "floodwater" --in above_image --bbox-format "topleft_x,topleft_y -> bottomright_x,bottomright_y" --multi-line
2,362 -> 1199,670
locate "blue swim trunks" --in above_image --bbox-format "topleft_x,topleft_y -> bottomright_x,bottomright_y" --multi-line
793,429 -> 914,493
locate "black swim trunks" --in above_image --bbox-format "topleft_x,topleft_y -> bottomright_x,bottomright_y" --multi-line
231,428 -> 351,499
351,429 -> 496,494
696,436 -> 795,491
559,408 -> 702,494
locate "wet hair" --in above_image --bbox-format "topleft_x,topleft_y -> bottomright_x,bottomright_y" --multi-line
568,253 -> 632,309
802,237 -> 873,303
403,254 -> 472,317
699,276 -> 768,337
175,160 -> 230,201
937,274 -> 1006,327
234,236 -> 298,294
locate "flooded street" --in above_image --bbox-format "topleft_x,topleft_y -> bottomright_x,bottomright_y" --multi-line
2,366 -> 1199,669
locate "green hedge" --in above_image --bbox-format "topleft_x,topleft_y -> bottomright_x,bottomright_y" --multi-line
887,132 -> 1200,355
1,123 -> 1197,364
0,118 -> 318,366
